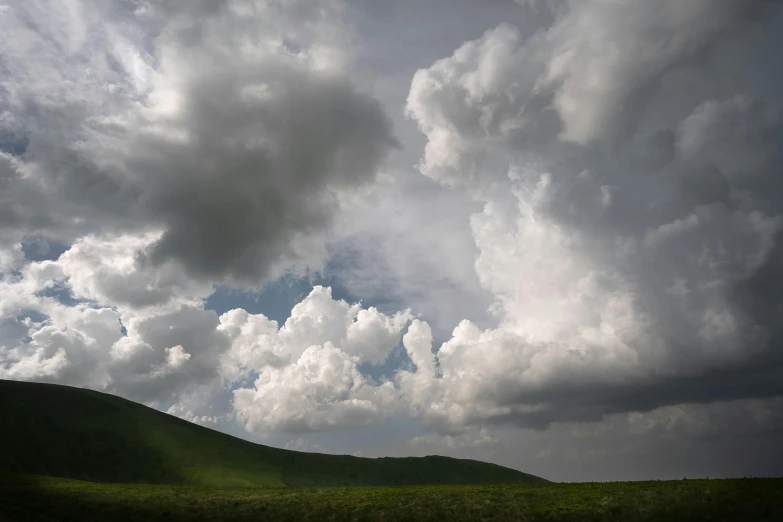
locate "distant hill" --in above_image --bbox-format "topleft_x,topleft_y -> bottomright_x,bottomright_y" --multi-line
0,380 -> 548,487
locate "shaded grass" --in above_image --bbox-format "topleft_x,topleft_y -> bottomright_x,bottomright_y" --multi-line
1,475 -> 781,521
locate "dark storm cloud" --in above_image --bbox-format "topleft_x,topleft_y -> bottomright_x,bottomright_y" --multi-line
133,71 -> 397,282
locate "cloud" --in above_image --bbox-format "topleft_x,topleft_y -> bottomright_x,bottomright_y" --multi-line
406,22 -> 552,192
539,0 -> 767,146
324,175 -> 495,341
224,286 -> 414,433
0,330 -> 70,381
1,236 -> 411,432
220,286 -> 412,379
284,437 -> 327,453
0,0 -> 397,284
406,0 -> 774,191
0,300 -> 230,405
233,342 -> 397,433
393,396 -> 783,481
410,427 -> 497,450
58,233 -> 213,311
166,402 -> 226,427
0,242 -> 229,404
402,0 -> 783,432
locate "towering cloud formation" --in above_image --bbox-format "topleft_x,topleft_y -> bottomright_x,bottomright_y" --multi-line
404,0 -> 783,431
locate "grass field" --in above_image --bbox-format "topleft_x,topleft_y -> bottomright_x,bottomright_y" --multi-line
0,380 -> 544,487
1,475 -> 781,521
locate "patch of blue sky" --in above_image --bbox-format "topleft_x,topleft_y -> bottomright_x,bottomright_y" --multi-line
17,308 -> 47,324
206,275 -> 314,324
359,342 -> 414,382
206,271 -> 382,325
36,282 -> 84,307
21,235 -> 69,262
14,309 -> 48,343
0,131 -> 28,156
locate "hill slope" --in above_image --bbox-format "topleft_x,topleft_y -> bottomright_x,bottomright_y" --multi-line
0,380 -> 547,487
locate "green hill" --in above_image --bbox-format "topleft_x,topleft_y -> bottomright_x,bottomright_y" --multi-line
0,380 -> 547,487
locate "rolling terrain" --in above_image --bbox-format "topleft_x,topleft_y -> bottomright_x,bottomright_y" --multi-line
2,380 -> 780,521
0,379 -> 546,488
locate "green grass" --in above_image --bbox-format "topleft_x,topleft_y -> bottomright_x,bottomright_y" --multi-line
1,475 -> 781,521
0,379 -> 545,487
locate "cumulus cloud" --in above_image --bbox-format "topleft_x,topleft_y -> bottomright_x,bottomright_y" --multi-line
539,0 -> 768,146
407,0 -> 774,190
0,302 -> 229,405
402,0 -> 783,432
0,239 -> 229,404
224,286 -> 411,433
58,233 -> 213,311
220,286 -> 412,378
0,0 -> 397,284
1,251 -> 410,432
233,342 -> 397,433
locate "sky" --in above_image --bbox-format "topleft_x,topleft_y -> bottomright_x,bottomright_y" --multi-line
1,0 -> 783,482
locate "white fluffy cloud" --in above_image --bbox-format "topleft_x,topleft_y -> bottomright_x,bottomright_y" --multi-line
0,234 -> 227,403
58,233 -> 213,311
233,342 -> 397,433
220,286 -> 412,379
224,286 -> 411,432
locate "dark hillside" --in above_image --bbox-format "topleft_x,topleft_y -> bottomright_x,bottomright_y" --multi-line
0,380 -> 547,487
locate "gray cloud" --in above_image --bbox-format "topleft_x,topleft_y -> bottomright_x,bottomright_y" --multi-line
0,0 -> 397,284
398,397 -> 783,482
133,69 -> 397,282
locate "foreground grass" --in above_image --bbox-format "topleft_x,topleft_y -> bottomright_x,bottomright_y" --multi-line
1,475 -> 781,521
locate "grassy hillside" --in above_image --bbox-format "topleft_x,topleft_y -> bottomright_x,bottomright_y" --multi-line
0,380 -> 546,487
